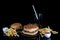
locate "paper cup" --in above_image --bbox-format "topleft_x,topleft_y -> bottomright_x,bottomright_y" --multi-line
44,33 -> 51,38
2,27 -> 8,33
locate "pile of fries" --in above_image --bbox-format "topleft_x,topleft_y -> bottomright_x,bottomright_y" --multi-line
5,28 -> 19,37
39,26 -> 58,37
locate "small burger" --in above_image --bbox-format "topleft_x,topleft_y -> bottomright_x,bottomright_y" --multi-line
22,24 -> 39,35
10,23 -> 22,30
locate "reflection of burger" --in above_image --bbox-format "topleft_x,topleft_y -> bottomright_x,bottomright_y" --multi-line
10,23 -> 22,30
22,24 -> 39,35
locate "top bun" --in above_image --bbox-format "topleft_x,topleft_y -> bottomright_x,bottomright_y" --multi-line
10,23 -> 22,30
24,24 -> 39,32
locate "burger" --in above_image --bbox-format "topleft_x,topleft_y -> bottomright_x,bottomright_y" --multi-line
22,24 -> 39,35
10,23 -> 22,30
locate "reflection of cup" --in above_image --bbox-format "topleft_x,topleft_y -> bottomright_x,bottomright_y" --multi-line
44,32 -> 51,38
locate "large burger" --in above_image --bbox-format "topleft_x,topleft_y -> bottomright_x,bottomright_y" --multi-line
22,24 -> 39,35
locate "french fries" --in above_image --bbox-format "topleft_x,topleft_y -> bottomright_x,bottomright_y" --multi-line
51,31 -> 58,34
39,26 -> 58,37
5,28 -> 19,37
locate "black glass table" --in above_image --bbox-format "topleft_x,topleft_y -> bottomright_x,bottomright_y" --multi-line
2,31 -> 52,40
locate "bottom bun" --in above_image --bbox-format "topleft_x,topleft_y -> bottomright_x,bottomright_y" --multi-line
22,31 -> 38,35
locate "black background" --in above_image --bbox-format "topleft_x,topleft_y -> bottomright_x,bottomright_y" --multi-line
0,0 -> 60,40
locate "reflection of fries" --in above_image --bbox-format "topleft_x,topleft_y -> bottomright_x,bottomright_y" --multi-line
39,26 -> 58,37
5,28 -> 19,37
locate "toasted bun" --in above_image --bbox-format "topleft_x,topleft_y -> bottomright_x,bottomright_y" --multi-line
24,24 -> 39,32
10,23 -> 22,30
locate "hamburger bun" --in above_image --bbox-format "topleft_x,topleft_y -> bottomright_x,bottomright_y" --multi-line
10,23 -> 22,30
